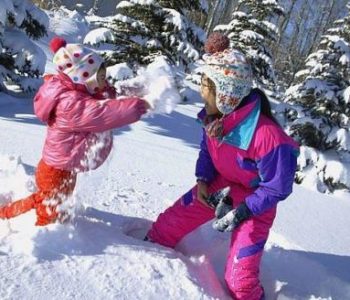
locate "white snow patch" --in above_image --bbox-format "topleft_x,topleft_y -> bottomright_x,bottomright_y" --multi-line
84,28 -> 116,45
107,63 -> 134,82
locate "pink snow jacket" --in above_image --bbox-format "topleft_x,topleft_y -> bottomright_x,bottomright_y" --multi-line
34,72 -> 145,172
196,90 -> 300,215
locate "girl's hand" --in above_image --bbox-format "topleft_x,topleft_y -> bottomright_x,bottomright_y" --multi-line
136,99 -> 151,116
141,99 -> 151,111
197,180 -> 211,208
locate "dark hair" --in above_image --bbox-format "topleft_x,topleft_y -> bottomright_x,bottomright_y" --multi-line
240,88 -> 280,126
99,63 -> 106,70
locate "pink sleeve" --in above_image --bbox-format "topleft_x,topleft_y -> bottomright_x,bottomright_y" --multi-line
55,91 -> 146,132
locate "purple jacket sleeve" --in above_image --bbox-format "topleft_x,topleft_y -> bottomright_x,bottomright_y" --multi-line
245,144 -> 299,215
195,130 -> 217,183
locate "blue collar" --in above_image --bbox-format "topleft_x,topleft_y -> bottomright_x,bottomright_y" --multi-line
197,91 -> 261,150
221,97 -> 261,150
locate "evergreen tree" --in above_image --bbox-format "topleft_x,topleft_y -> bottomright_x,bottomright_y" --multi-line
214,0 -> 284,89
284,2 -> 350,192
0,0 -> 48,94
85,0 -> 207,69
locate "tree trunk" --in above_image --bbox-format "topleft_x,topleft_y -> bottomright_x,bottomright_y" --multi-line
305,0 -> 336,57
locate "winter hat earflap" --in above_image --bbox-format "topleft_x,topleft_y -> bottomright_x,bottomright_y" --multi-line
202,33 -> 253,115
50,36 -> 105,94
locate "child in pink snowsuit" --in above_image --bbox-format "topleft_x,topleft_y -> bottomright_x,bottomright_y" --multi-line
147,33 -> 299,299
0,37 -> 149,225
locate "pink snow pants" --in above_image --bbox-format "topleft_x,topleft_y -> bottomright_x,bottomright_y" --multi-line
147,176 -> 276,300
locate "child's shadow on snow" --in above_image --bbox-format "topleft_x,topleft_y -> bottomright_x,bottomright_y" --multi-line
0,93 -> 42,126
33,207 -> 153,261
112,109 -> 202,149
142,110 -> 201,148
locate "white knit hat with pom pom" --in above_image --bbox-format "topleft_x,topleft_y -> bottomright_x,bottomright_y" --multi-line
202,32 -> 253,115
50,37 -> 104,94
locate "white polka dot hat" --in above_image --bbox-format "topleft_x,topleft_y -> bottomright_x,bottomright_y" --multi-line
50,37 -> 104,94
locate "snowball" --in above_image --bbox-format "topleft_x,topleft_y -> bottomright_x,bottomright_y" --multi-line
114,56 -> 181,114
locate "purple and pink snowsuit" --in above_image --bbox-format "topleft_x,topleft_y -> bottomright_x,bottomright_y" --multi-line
147,91 -> 299,299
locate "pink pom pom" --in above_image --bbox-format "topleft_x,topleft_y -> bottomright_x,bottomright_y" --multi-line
50,37 -> 67,53
204,32 -> 230,54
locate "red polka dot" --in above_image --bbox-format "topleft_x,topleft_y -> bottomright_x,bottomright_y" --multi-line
66,63 -> 72,68
88,59 -> 94,64
94,87 -> 99,92
83,72 -> 89,77
58,66 -> 63,70
74,53 -> 80,57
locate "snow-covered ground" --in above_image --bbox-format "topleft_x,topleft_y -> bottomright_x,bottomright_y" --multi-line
1,7 -> 350,300
1,87 -> 350,300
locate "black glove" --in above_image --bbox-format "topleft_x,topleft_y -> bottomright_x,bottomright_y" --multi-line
213,202 -> 252,232
205,186 -> 231,208
214,194 -> 233,219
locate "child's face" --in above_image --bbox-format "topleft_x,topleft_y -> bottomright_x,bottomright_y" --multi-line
200,74 -> 220,115
97,65 -> 107,89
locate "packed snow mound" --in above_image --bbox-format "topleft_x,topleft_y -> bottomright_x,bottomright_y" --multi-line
0,208 -> 227,299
